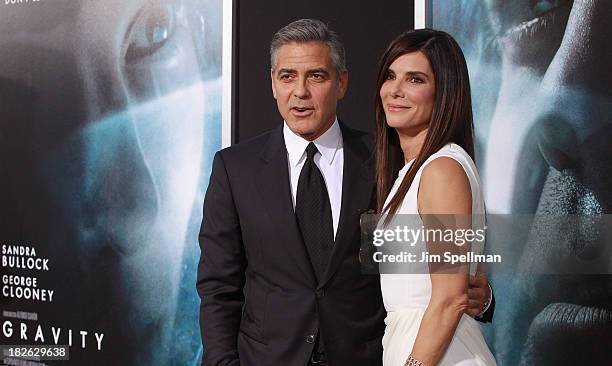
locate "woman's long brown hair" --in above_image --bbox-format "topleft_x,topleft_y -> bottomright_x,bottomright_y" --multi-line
375,29 -> 475,215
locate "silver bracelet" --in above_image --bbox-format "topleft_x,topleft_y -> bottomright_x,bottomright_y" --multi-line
404,355 -> 427,366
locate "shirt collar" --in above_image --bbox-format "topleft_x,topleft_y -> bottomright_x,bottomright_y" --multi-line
283,117 -> 342,167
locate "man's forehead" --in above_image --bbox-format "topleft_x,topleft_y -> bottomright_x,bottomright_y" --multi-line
274,41 -> 334,70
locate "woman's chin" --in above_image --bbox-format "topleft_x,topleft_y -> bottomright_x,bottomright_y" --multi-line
386,119 -> 412,130
387,122 -> 428,137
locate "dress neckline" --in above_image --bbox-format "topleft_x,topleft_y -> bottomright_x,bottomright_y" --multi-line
399,159 -> 415,175
399,143 -> 461,176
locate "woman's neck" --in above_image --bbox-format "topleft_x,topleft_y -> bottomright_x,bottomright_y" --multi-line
397,126 -> 429,163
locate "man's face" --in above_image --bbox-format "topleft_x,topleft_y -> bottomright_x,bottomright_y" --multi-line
271,41 -> 348,140
434,1 -> 612,365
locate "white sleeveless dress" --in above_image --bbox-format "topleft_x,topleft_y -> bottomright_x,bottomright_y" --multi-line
380,143 -> 496,366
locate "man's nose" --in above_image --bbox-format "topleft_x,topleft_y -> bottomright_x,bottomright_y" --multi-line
293,77 -> 311,99
535,0 -> 612,198
536,0 -> 612,164
542,0 -> 612,98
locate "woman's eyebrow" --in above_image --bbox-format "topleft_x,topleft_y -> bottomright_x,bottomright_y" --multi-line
387,68 -> 430,79
405,71 -> 430,79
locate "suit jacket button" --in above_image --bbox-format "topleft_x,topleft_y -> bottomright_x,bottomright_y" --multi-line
306,334 -> 315,344
316,289 -> 324,298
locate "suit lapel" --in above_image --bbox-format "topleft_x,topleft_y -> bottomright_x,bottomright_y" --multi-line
319,123 -> 375,289
254,126 -> 317,285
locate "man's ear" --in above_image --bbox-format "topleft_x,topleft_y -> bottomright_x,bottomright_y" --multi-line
337,70 -> 348,100
270,69 -> 277,99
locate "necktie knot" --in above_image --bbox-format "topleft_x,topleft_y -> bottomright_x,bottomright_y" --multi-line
306,142 -> 319,161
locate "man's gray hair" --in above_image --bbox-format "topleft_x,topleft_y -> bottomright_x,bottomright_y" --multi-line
270,19 -> 347,77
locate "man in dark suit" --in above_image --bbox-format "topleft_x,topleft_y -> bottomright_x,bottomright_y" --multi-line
197,19 -> 493,366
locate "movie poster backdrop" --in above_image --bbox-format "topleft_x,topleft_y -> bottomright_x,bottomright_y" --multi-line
0,1 -> 225,364
432,1 -> 612,365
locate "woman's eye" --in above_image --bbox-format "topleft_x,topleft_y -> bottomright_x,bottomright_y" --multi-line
125,3 -> 178,65
385,73 -> 395,80
410,77 -> 424,84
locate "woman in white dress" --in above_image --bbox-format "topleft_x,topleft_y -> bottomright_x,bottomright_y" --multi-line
374,29 -> 497,366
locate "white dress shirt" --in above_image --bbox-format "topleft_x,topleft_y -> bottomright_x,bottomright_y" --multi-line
283,118 -> 343,239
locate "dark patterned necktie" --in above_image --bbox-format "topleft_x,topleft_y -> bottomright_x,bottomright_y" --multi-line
296,142 -> 334,281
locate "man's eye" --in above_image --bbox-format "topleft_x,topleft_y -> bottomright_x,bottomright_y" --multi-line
279,74 -> 293,81
125,3 -> 179,65
530,0 -> 570,17
311,73 -> 325,80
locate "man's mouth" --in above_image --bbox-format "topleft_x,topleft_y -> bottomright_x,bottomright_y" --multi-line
291,106 -> 314,117
521,301 -> 612,364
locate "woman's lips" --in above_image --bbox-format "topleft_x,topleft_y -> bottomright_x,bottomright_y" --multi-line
386,104 -> 411,112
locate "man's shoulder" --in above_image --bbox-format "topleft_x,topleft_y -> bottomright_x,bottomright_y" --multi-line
339,121 -> 370,136
339,122 -> 374,153
217,128 -> 279,160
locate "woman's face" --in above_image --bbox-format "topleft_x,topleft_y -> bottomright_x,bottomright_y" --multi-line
0,0 -> 222,363
379,51 -> 435,134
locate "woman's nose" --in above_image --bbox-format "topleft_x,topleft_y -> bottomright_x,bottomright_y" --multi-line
389,80 -> 404,98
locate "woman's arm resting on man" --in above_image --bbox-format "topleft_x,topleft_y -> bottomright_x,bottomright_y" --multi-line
410,157 -> 472,366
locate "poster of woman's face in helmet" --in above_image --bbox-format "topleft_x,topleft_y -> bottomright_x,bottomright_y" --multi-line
0,1 -> 226,365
